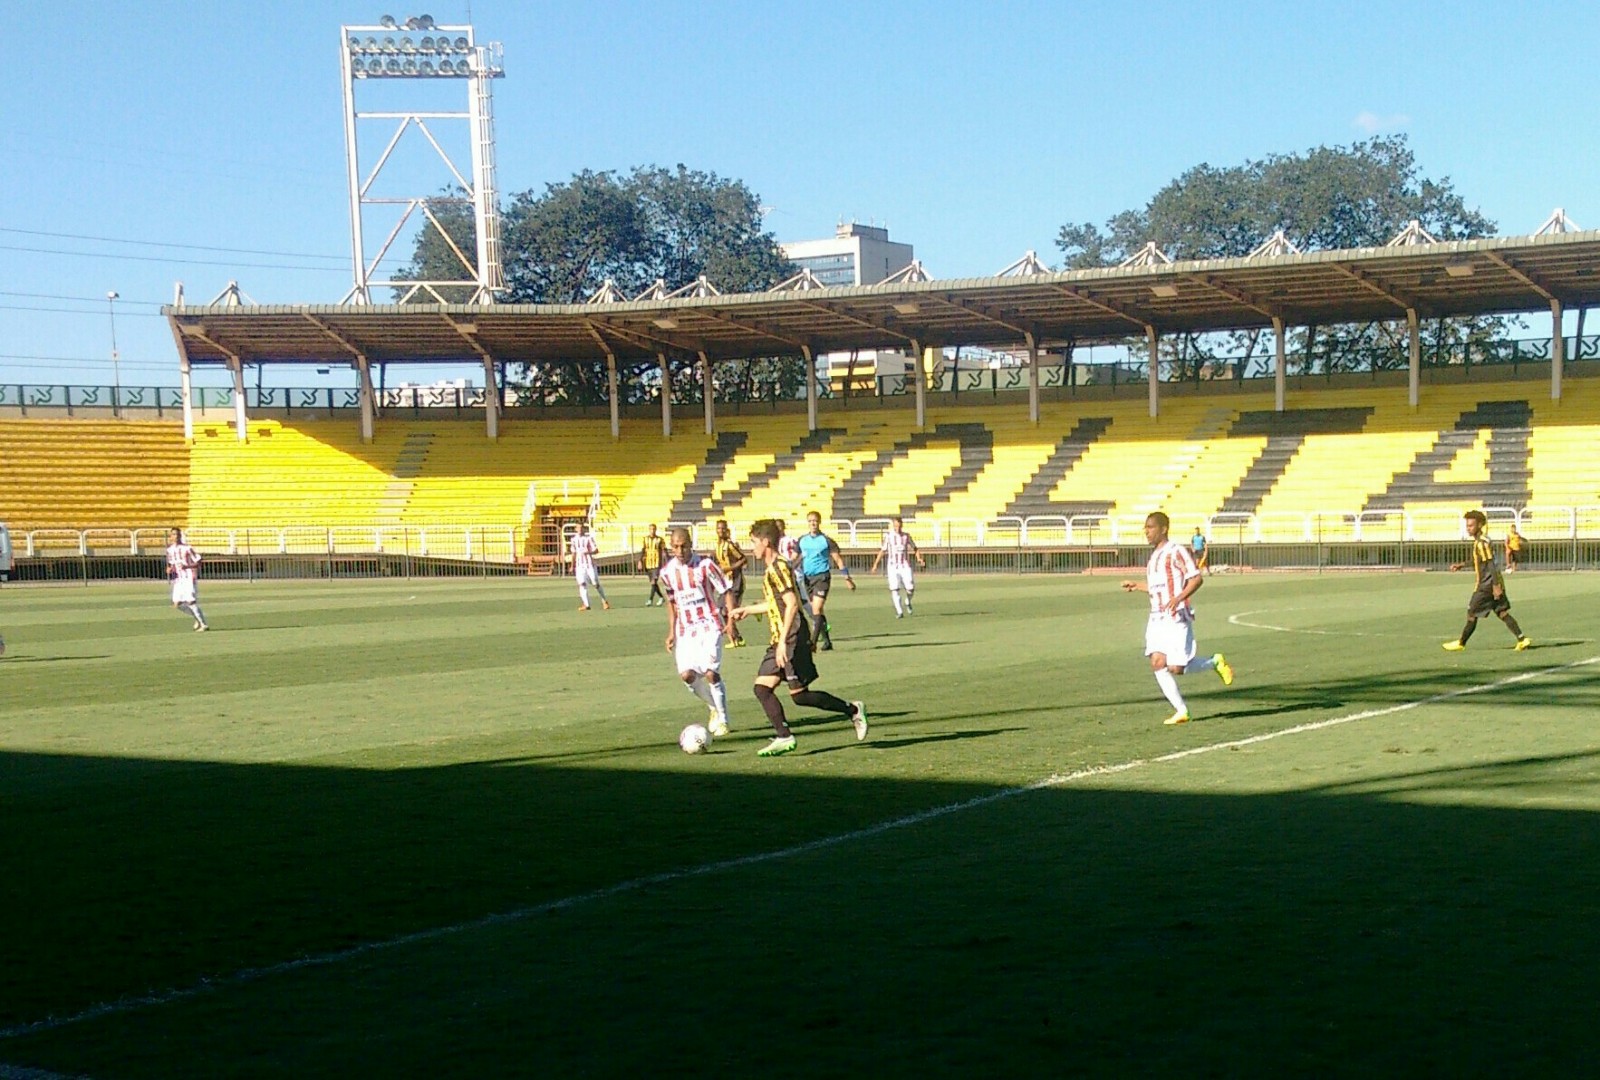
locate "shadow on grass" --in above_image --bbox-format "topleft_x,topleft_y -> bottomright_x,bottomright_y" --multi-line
0,655 -> 113,663
1,744 -> 1598,1076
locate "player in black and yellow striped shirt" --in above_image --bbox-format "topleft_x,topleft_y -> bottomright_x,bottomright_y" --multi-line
730,518 -> 867,757
638,524 -> 668,606
1443,510 -> 1530,652
713,519 -> 748,646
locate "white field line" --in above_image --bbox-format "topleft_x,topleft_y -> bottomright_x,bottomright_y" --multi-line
4,654 -> 1596,1042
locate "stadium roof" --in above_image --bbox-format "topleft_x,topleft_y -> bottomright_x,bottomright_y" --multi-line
166,229 -> 1600,368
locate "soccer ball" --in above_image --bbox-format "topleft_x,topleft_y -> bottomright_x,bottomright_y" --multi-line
679,723 -> 710,755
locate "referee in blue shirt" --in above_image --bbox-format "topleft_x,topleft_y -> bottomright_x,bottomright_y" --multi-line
797,511 -> 856,650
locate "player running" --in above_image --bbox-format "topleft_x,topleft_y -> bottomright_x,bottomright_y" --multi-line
869,515 -> 926,617
165,527 -> 209,632
796,511 -> 855,650
1443,510 -> 1530,652
569,522 -> 611,611
661,528 -> 733,738
1121,512 -> 1233,725
732,518 -> 867,757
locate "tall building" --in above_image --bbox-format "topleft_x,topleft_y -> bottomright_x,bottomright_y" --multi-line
780,223 -> 914,286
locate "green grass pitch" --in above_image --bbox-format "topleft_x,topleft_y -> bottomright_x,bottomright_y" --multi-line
2,569 -> 1599,1076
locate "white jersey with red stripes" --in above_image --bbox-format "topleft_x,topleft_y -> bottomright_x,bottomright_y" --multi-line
880,530 -> 917,573
662,554 -> 729,636
569,532 -> 598,576
777,534 -> 800,565
1146,539 -> 1199,622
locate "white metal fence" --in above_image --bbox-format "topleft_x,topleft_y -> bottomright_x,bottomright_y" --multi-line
10,506 -> 1600,564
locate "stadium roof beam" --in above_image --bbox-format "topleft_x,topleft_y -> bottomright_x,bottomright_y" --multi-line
175,321 -> 249,442
1483,251 -> 1561,303
929,293 -> 1038,339
1044,282 -> 1156,334
690,307 -> 809,351
1184,273 -> 1280,322
1326,261 -> 1425,316
441,314 -> 500,439
794,299 -> 922,348
303,313 -> 380,440
582,320 -> 623,439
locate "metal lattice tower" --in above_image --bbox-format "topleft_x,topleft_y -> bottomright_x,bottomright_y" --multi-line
339,15 -> 505,305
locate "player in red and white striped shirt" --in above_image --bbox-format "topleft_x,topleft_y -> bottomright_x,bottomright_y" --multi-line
1121,512 -> 1233,725
569,522 -> 611,611
662,527 -> 732,737
165,527 -> 209,632
870,516 -> 926,618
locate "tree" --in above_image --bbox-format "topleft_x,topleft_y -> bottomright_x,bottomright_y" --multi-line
1055,136 -> 1505,378
401,165 -> 799,405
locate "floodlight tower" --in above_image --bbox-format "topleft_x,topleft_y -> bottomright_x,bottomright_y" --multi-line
339,14 -> 505,304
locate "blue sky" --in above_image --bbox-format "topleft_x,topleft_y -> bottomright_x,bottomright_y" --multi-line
3,0 -> 1594,389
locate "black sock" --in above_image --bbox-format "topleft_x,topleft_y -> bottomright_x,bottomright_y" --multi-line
1459,618 -> 1477,645
792,689 -> 852,715
1502,615 -> 1524,639
753,683 -> 791,736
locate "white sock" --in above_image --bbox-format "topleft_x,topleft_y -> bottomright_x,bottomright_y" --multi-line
688,676 -> 715,707
890,589 -> 903,615
1154,668 -> 1188,712
1185,655 -> 1216,674
592,580 -> 609,603
578,582 -> 591,607
707,678 -> 729,721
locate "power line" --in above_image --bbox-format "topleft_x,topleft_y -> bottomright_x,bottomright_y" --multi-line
0,302 -> 165,316
0,242 -> 348,272
0,289 -> 167,304
0,226 -> 347,261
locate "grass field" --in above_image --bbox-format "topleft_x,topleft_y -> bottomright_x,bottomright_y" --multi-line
2,568 -> 1598,1077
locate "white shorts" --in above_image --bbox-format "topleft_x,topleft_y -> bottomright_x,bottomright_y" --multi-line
674,629 -> 723,676
887,565 -> 915,593
171,578 -> 198,605
1144,614 -> 1196,665
574,565 -> 599,587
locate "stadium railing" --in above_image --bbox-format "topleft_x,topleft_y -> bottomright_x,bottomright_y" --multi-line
8,507 -> 1600,582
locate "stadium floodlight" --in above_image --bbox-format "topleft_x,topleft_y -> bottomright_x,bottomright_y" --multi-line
341,17 -> 506,305
106,291 -> 121,398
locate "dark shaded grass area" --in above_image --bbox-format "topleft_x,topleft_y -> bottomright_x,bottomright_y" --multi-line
6,752 -> 1599,1077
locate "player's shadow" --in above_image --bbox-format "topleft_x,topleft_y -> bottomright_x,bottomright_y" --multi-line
805,727 -> 1025,754
849,632 -> 915,642
1195,700 -> 1342,721
0,655 -> 113,663
865,641 -> 966,651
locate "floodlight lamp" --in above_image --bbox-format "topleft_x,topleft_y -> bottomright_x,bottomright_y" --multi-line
416,14 -> 435,29
1445,261 -> 1475,278
453,36 -> 469,50
348,35 -> 363,50
379,14 -> 397,28
419,59 -> 435,74
1150,283 -> 1180,298
403,58 -> 418,73
892,301 -> 921,315
350,58 -> 366,74
364,36 -> 379,49
385,58 -> 401,73
419,35 -> 435,50
400,36 -> 416,52
382,35 -> 398,51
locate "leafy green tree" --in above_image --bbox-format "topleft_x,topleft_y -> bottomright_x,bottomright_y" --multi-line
401,165 -> 798,406
1056,136 -> 1505,378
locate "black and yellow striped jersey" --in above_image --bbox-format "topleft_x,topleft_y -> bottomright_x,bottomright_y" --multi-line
761,557 -> 800,646
1470,536 -> 1501,590
640,536 -> 666,570
713,537 -> 744,574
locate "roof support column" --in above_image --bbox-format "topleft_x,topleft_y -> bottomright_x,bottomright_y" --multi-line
178,353 -> 194,443
605,353 -> 620,440
1024,331 -> 1040,424
1146,326 -> 1160,418
699,350 -> 715,435
230,357 -> 249,442
802,344 -> 818,433
909,339 -> 926,430
658,352 -> 673,437
355,354 -> 376,443
1551,298 -> 1565,401
1406,309 -> 1421,409
1272,316 -> 1287,413
482,355 -> 499,440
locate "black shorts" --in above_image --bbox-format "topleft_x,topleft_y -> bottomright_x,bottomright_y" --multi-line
803,571 -> 832,599
757,620 -> 818,689
1467,584 -> 1511,618
647,566 -> 662,582
725,569 -> 745,604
